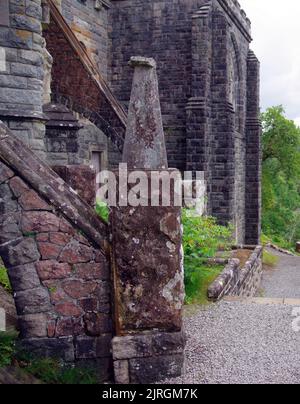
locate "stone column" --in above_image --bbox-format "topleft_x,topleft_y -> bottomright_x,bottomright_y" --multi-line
43,103 -> 82,165
110,57 -> 185,384
210,11 -> 236,227
186,5 -> 212,176
0,0 -> 48,160
245,50 -> 261,245
185,6 -> 212,215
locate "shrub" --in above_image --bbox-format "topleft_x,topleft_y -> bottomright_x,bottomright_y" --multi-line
95,200 -> 109,223
0,332 -> 17,368
182,210 -> 234,303
23,357 -> 98,385
0,266 -> 12,294
0,332 -> 98,384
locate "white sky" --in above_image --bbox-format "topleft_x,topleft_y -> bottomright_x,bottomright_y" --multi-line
240,0 -> 300,126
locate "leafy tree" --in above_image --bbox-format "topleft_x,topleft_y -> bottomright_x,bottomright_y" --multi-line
261,106 -> 300,248
262,106 -> 300,177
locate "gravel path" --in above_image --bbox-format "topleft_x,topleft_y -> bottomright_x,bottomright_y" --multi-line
260,249 -> 300,298
161,249 -> 300,384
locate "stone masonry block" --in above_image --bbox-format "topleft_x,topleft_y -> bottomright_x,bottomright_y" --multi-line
112,331 -> 186,361
0,212 -> 22,244
8,262 -> 41,292
0,237 -> 40,267
21,211 -> 60,233
129,354 -> 185,384
14,286 -> 51,315
18,337 -> 75,363
18,313 -> 48,338
35,260 -> 72,281
19,190 -> 52,211
0,162 -> 14,184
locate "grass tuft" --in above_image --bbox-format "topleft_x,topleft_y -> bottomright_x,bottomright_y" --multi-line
184,263 -> 224,305
0,332 -> 17,368
0,266 -> 12,294
0,332 -> 98,384
263,250 -> 279,267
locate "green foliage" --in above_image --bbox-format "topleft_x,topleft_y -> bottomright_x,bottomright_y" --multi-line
24,358 -> 97,385
0,333 -> 97,384
95,199 -> 109,223
184,263 -> 224,305
0,332 -> 17,368
182,210 -> 234,304
261,106 -> 300,250
262,106 -> 300,177
0,266 -> 12,294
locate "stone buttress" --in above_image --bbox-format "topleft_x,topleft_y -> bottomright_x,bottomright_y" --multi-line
110,57 -> 186,384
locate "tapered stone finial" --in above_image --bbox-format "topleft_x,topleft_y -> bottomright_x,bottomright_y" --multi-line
122,56 -> 168,169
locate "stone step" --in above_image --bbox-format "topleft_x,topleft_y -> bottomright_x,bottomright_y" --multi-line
223,296 -> 300,305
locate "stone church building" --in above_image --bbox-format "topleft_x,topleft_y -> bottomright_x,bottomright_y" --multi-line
0,0 -> 261,384
0,0 -> 261,245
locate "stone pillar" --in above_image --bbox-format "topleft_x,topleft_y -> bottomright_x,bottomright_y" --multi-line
121,57 -> 168,169
0,0 -> 47,160
210,11 -> 236,227
185,6 -> 212,215
110,57 -> 185,384
44,103 -> 97,206
43,103 -> 82,165
186,5 -> 212,175
245,51 -> 261,245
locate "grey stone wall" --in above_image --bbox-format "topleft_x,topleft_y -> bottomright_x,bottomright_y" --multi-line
61,0 -> 111,80
77,120 -> 121,169
110,0 -> 210,172
45,114 -> 121,169
245,51 -> 261,245
0,122 -> 112,382
0,0 -> 47,160
0,0 -> 261,244
109,0 -> 261,244
207,246 -> 263,301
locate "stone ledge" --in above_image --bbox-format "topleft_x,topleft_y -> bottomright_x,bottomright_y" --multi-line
208,246 -> 263,301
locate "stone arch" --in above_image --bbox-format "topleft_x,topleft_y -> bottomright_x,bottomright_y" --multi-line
0,122 -> 113,381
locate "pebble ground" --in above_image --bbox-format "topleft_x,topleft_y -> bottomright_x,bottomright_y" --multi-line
161,249 -> 300,384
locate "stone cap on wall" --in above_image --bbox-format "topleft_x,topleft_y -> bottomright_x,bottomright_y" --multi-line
43,103 -> 83,129
0,121 -> 109,255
